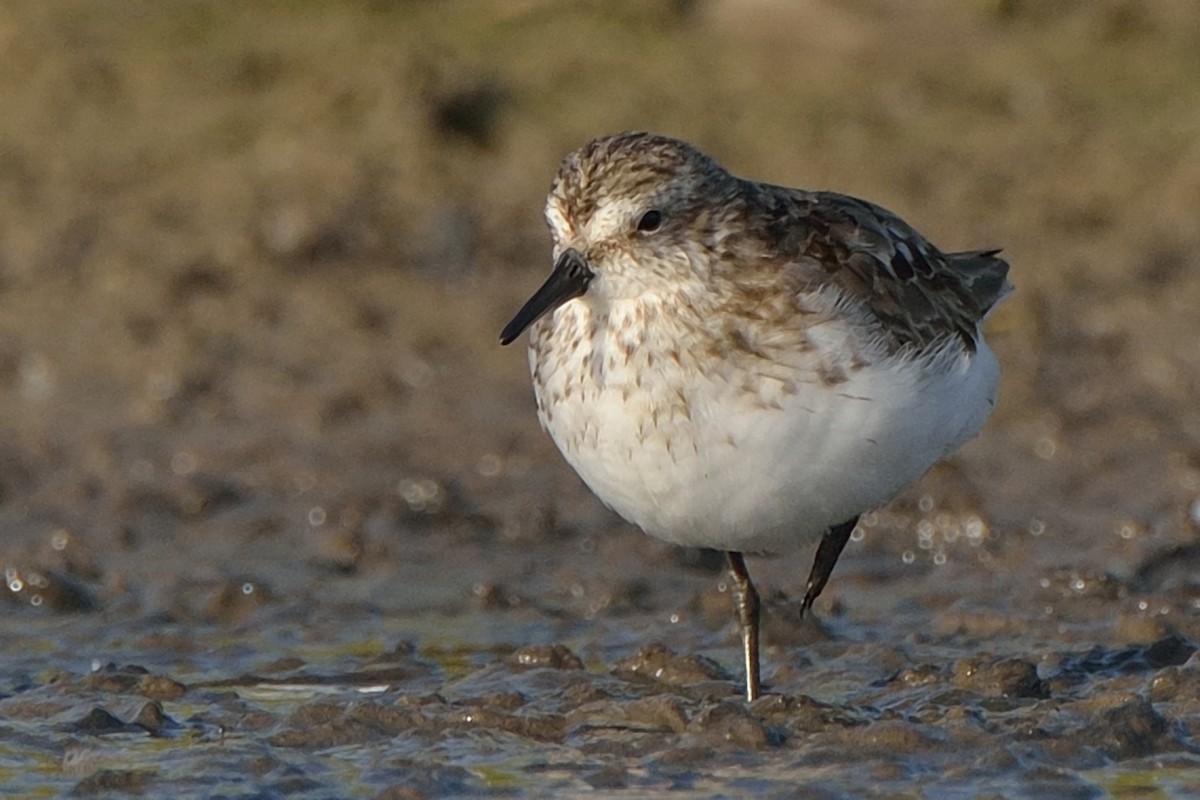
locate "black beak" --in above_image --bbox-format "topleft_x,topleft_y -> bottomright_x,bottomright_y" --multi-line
499,249 -> 594,345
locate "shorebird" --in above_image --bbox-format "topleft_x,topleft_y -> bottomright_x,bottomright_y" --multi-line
500,132 -> 1009,701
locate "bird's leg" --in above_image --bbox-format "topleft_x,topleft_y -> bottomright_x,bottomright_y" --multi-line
725,551 -> 761,702
800,516 -> 860,615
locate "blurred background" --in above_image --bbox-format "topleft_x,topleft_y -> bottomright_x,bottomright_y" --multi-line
4,0 -> 1200,794
3,0 -> 1198,610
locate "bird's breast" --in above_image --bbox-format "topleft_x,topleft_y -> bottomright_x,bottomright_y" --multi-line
527,295 -> 998,553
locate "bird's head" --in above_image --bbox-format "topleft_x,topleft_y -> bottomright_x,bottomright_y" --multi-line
501,132 -> 738,345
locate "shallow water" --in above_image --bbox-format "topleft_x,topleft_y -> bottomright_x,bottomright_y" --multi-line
5,488 -> 1200,797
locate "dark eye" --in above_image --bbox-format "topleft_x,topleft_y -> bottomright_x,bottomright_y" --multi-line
636,209 -> 663,233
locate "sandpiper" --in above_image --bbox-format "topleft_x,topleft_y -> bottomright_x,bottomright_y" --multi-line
500,132 -> 1009,701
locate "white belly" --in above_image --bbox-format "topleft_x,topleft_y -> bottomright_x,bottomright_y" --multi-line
530,301 -> 999,554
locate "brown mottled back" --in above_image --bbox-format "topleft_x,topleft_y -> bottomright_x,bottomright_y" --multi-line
743,185 -> 1010,351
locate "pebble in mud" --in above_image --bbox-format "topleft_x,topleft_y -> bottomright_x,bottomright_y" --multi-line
1143,634 -> 1198,668
83,663 -> 187,700
457,704 -> 568,742
611,643 -> 731,694
1148,658 -> 1200,704
560,678 -> 613,707
287,699 -> 346,727
1079,697 -> 1175,760
68,706 -> 175,737
469,690 -> 526,711
346,700 -> 425,734
687,700 -> 772,749
618,695 -> 690,733
571,695 -> 772,754
896,663 -> 943,687
750,693 -> 863,735
65,700 -> 180,737
507,643 -> 584,670
268,714 -> 383,749
951,656 -> 1048,699
131,700 -> 178,734
70,707 -> 136,735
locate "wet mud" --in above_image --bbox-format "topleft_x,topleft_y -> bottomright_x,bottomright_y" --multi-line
4,1 -> 1200,797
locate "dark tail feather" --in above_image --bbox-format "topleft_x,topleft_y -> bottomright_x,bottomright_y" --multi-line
948,249 -> 1012,315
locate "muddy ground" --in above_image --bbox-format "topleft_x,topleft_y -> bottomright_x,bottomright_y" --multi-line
3,1 -> 1200,797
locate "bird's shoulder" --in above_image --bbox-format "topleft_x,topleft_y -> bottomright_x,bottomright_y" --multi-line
730,183 -> 1010,349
